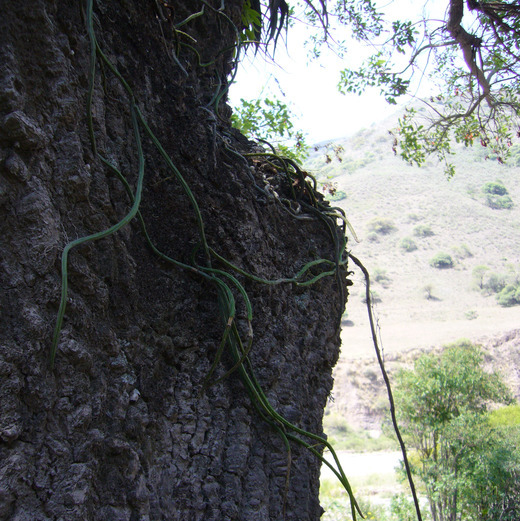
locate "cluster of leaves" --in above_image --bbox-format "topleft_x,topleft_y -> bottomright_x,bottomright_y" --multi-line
239,0 -> 262,45
332,1 -> 520,176
301,0 -> 383,59
238,0 -> 292,49
338,52 -> 410,105
236,1 -> 520,177
231,97 -> 308,161
393,340 -> 519,521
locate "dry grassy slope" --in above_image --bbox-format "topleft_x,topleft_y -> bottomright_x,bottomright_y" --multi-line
305,117 -> 520,429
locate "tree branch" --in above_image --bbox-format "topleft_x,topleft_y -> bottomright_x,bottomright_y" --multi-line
446,0 -> 493,103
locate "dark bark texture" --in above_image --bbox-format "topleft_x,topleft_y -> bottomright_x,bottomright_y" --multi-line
0,1 -> 347,520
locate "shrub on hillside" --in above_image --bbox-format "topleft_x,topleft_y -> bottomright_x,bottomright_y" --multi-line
451,243 -> 473,260
407,213 -> 421,223
472,265 -> 490,289
486,193 -> 514,209
465,310 -> 478,320
482,181 -> 514,209
497,284 -> 520,307
366,232 -> 379,243
430,252 -> 454,269
367,217 -> 396,235
400,237 -> 417,252
423,284 -> 435,300
413,224 -> 434,237
483,272 -> 507,294
373,268 -> 391,287
482,181 -> 508,196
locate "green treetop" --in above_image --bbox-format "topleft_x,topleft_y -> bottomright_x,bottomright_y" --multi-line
393,340 -> 518,521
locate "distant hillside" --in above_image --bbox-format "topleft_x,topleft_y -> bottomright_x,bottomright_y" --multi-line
305,117 -> 520,358
305,116 -> 520,430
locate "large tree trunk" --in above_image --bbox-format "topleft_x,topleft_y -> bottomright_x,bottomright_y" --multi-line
0,1 -> 348,520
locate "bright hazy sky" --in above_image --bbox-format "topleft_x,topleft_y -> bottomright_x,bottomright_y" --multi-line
228,1 -> 442,144
228,35 -> 398,144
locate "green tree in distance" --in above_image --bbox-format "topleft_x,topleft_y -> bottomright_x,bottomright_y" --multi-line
235,1 -> 520,176
393,340 -> 518,521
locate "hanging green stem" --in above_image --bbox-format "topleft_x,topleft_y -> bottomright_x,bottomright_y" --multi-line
50,103 -> 144,368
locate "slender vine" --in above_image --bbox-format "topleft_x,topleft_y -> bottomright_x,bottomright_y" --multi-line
50,1 -> 363,519
349,253 -> 423,521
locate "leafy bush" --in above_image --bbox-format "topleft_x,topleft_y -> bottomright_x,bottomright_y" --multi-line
482,181 -> 508,196
400,236 -> 417,252
451,243 -> 472,260
430,252 -> 453,269
394,341 -> 515,521
497,284 -> 520,307
413,224 -> 434,237
390,494 -> 420,521
481,181 -> 514,209
423,284 -> 435,300
472,265 -> 490,289
483,272 -> 507,294
367,217 -> 396,235
480,266 -> 520,300
486,193 -> 514,209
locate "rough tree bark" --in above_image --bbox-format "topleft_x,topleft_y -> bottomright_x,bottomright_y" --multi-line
0,1 -> 348,520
